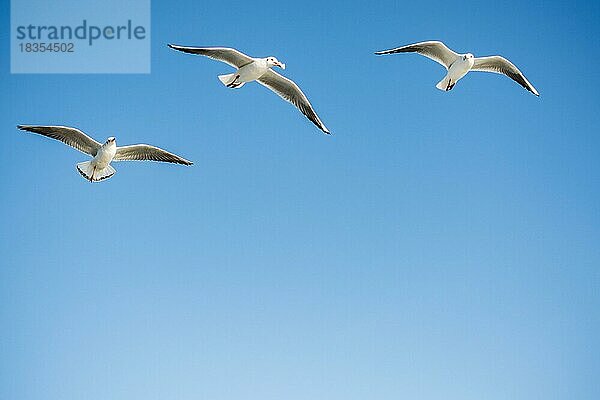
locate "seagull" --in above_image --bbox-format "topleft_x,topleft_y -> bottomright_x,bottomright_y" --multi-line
17,125 -> 193,182
375,41 -> 539,96
168,44 -> 331,134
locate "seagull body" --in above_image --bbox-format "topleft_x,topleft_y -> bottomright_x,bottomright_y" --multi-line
375,41 -> 539,96
444,54 -> 475,91
87,138 -> 118,180
219,57 -> 281,89
18,125 -> 192,182
168,44 -> 330,134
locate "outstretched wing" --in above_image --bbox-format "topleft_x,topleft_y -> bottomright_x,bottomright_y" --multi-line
168,45 -> 254,68
375,41 -> 459,70
17,125 -> 101,156
257,70 -> 330,134
114,144 -> 193,165
472,55 -> 539,96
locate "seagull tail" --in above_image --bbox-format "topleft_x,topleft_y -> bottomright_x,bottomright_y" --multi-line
76,161 -> 116,182
218,73 -> 236,85
218,73 -> 245,88
436,75 -> 454,91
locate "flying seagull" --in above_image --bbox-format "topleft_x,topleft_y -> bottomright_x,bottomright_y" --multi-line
168,44 -> 331,134
18,125 -> 193,182
375,41 -> 539,96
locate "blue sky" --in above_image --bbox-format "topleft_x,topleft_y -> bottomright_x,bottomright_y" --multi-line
1,0 -> 599,399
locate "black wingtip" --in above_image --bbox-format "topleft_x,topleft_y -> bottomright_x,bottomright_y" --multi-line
527,87 -> 540,97
17,125 -> 44,134
178,158 -> 193,166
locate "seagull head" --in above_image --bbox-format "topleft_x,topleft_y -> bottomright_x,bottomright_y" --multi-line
266,56 -> 286,70
463,53 -> 474,61
105,137 -> 116,145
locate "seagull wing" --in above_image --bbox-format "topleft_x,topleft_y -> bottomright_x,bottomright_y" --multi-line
114,144 -> 193,165
257,70 -> 330,134
167,45 -> 254,68
17,125 -> 102,156
471,56 -> 539,96
375,41 -> 459,70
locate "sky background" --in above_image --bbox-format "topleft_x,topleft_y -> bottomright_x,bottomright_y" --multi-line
1,1 -> 599,399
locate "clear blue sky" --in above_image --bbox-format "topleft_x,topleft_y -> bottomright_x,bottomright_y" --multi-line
1,1 -> 599,399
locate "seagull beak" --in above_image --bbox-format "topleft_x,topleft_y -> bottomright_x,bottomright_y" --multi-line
276,61 -> 286,70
